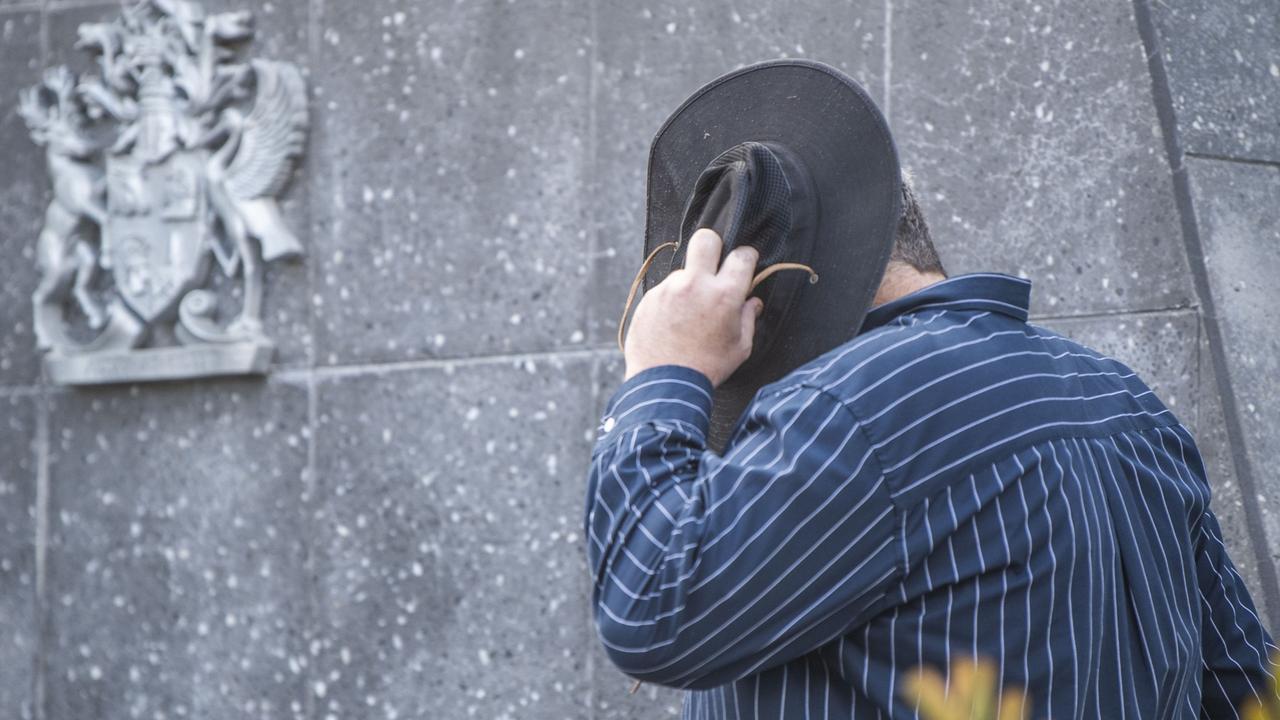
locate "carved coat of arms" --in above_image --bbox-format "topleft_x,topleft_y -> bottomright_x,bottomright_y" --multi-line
18,0 -> 307,384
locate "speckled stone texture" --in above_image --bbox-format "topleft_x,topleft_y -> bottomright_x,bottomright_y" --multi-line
311,357 -> 596,719
1185,157 -> 1280,598
44,380 -> 310,720
894,0 -> 1194,316
1148,0 -> 1280,163
0,12 -> 46,386
308,0 -> 594,366
0,395 -> 36,720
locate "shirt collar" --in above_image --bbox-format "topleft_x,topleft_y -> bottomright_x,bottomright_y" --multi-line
860,272 -> 1032,334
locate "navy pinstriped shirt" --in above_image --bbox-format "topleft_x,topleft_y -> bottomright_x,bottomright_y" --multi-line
584,273 -> 1277,718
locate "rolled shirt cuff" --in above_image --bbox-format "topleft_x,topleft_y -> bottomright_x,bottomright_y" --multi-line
596,365 -> 714,443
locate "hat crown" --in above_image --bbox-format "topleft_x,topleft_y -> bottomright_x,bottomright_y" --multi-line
677,141 -> 817,277
673,141 -> 822,386
642,59 -> 901,451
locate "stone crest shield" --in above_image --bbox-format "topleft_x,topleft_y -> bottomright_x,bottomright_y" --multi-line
104,151 -> 210,322
18,0 -> 308,385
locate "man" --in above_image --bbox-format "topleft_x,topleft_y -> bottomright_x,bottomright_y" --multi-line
584,174 -> 1278,717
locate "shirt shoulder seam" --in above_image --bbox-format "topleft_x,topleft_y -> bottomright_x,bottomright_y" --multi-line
797,383 -> 911,582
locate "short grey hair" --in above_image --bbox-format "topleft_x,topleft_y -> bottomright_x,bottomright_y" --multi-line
890,170 -> 946,276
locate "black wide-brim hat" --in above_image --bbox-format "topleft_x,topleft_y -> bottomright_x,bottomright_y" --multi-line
641,59 -> 902,451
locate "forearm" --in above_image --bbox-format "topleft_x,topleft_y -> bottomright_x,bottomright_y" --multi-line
583,369 -> 902,689
584,366 -> 711,605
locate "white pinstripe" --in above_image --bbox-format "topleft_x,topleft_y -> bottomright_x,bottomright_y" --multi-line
588,277 -> 1273,717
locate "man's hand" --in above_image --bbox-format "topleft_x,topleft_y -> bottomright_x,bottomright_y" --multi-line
623,229 -> 764,386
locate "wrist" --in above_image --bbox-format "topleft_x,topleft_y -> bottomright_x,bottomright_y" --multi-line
625,357 -> 717,385
599,365 -> 715,442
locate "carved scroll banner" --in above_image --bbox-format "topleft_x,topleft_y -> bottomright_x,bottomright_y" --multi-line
19,0 -> 308,385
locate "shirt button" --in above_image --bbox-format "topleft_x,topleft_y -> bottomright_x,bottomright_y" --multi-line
602,417 -> 616,433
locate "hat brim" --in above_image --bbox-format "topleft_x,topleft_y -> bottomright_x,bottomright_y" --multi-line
643,59 -> 902,451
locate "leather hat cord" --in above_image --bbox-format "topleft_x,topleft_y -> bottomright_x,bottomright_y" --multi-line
616,243 -> 818,352
617,241 -> 678,352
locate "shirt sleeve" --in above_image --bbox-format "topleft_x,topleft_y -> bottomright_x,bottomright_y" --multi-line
1195,508 -> 1279,716
583,365 -> 903,689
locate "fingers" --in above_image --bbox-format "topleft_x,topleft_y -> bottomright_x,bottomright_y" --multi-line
718,244 -> 759,297
739,297 -> 764,348
683,228 -> 723,275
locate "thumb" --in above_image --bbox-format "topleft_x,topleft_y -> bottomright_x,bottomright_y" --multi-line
739,297 -> 764,345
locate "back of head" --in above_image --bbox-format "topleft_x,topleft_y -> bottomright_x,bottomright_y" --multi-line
891,171 -> 947,277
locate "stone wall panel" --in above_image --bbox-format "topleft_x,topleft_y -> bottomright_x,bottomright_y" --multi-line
1148,0 -> 1280,163
308,0 -> 594,366
44,380 -> 311,720
894,0 -> 1194,317
311,356 -> 599,719
1186,156 -> 1280,623
0,395 -> 37,720
0,12 -> 47,386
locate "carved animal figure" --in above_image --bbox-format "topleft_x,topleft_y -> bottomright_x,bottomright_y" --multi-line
198,58 -> 307,337
75,20 -> 141,142
76,21 -> 133,95
18,67 -> 111,344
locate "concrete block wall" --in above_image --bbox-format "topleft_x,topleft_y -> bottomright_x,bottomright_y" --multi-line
0,1 -> 1275,718
1137,0 -> 1280,631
